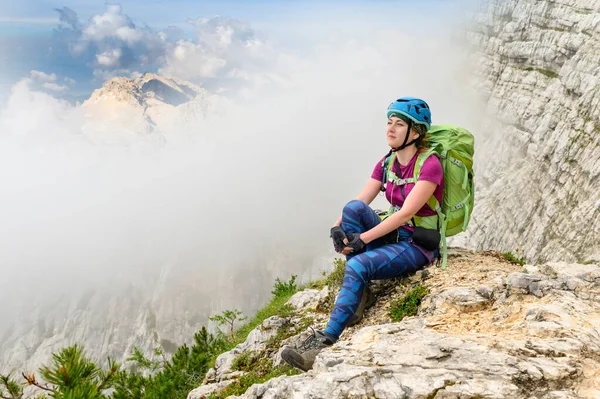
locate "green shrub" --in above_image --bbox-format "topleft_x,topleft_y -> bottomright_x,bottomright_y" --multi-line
231,351 -> 258,372
207,358 -> 297,399
0,372 -> 23,399
389,285 -> 429,322
209,310 -> 247,340
271,275 -> 298,299
326,258 -> 346,290
502,251 -> 526,266
319,258 -> 346,312
521,66 -> 559,79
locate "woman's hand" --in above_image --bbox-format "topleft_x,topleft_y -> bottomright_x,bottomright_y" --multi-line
330,226 -> 347,252
340,233 -> 366,255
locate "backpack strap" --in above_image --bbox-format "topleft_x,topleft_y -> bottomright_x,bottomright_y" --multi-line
380,150 -> 395,191
382,148 -> 450,269
413,148 -> 450,269
384,153 -> 419,186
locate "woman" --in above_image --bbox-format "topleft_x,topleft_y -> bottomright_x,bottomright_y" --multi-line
281,97 -> 444,372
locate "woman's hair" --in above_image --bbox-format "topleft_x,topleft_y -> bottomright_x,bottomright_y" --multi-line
413,123 -> 430,153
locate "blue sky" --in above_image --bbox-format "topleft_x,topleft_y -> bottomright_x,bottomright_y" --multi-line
0,0 -> 463,103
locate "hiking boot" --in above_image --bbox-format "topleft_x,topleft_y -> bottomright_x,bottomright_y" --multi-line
347,284 -> 375,327
281,329 -> 334,371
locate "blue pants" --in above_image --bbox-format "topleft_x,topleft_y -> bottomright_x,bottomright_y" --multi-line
324,200 -> 430,340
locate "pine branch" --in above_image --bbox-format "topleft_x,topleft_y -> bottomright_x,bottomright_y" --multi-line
21,373 -> 54,393
96,358 -> 118,392
0,372 -> 23,399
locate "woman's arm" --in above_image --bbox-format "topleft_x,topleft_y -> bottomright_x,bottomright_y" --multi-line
332,178 -> 382,227
358,179 -> 437,244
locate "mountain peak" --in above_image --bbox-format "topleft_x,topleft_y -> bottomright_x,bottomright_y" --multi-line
86,73 -> 205,108
81,73 -> 212,135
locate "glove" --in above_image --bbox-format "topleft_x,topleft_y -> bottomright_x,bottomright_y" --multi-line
330,226 -> 347,252
345,233 -> 366,253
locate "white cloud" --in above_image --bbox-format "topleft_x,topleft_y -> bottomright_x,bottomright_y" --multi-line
82,4 -> 134,42
28,70 -> 70,94
30,70 -> 57,82
64,77 -> 77,85
42,82 -> 69,92
92,68 -> 141,81
161,41 -> 227,79
96,48 -> 123,67
55,6 -> 284,93
158,16 -> 282,93
63,3 -> 164,75
116,26 -> 143,44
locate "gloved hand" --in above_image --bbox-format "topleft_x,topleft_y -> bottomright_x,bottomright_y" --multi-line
344,233 -> 365,254
330,226 -> 347,252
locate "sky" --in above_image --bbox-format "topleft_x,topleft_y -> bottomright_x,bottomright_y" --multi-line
0,0 -> 470,103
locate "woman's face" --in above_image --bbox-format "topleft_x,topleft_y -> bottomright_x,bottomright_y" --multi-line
386,116 -> 419,148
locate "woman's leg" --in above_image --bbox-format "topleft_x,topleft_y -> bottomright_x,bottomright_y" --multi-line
324,241 -> 428,340
340,200 -> 387,255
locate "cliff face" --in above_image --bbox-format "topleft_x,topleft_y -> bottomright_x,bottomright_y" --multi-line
0,275 -> 209,374
462,0 -> 600,264
0,260 -> 283,374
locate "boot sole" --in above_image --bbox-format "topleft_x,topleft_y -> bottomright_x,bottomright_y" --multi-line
281,348 -> 310,372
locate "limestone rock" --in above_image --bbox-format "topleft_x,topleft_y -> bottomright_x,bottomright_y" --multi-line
187,380 -> 235,399
462,0 -> 600,265
227,254 -> 600,399
426,287 -> 491,314
286,287 -> 329,311
205,315 -> 289,383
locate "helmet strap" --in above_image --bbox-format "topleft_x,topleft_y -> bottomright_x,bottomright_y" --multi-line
391,119 -> 418,152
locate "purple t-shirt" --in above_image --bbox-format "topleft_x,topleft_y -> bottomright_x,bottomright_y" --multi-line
371,151 -> 444,263
371,151 -> 444,215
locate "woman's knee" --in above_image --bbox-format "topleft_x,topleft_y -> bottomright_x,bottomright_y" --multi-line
343,199 -> 368,214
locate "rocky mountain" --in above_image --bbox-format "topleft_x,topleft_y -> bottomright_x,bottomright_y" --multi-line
460,0 -> 600,264
0,257 -> 293,376
187,249 -> 600,399
81,72 -> 219,136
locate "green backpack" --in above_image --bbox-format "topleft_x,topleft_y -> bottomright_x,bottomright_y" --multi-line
381,124 -> 475,269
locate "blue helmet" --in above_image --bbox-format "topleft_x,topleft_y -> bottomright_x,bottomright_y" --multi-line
386,97 -> 432,130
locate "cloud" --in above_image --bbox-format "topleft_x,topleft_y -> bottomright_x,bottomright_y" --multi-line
27,70 -> 71,93
92,68 -> 142,81
159,16 -> 286,93
96,48 -> 123,67
42,82 -> 69,92
55,4 -> 165,78
30,70 -> 57,82
82,4 -> 139,44
161,40 -> 226,79
54,7 -> 79,30
53,5 -> 285,94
